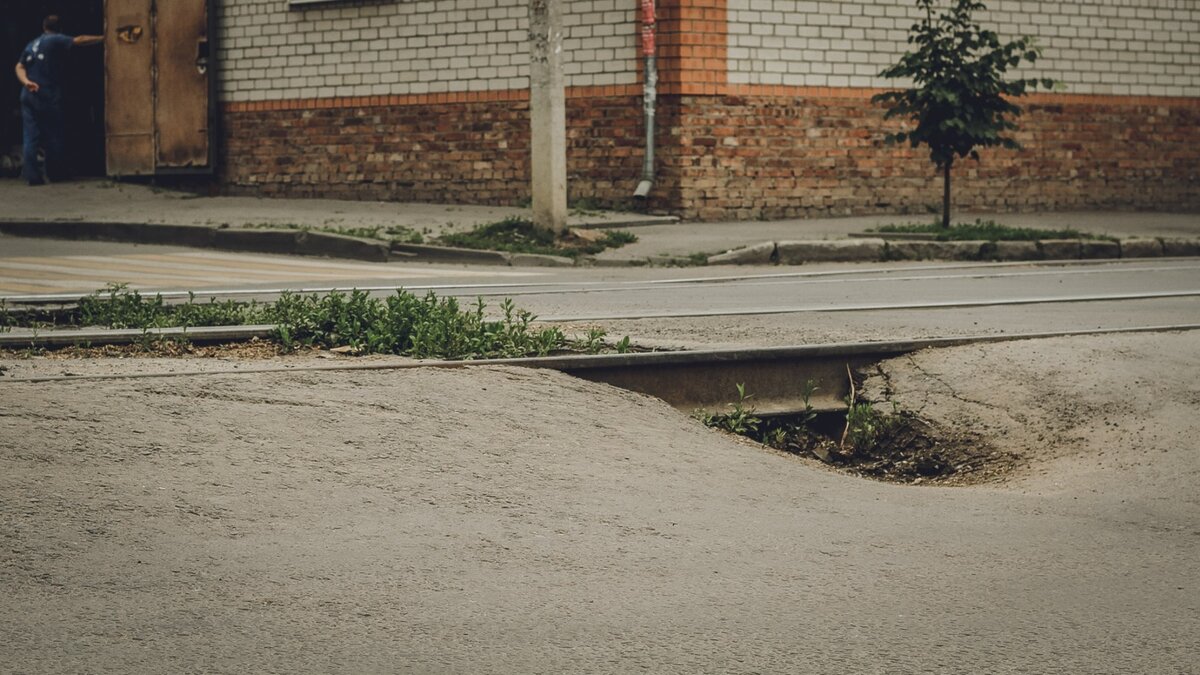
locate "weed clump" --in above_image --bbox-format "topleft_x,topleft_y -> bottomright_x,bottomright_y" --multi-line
78,287 -> 270,329
10,284 -> 632,361
243,217 -> 637,258
698,381 -> 1005,484
438,217 -> 637,257
269,290 -> 566,359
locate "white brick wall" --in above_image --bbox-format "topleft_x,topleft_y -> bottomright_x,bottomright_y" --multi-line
217,0 -> 638,101
728,0 -> 1200,97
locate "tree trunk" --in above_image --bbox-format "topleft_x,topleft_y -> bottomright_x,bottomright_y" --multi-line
941,159 -> 952,229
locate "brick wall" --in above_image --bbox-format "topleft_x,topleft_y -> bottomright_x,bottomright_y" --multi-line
221,91 -> 645,205
662,92 -> 1200,220
728,0 -> 1200,96
217,0 -> 638,101
214,0 -> 1200,218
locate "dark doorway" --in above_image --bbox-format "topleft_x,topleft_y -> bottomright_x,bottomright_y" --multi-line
2,1 -> 105,178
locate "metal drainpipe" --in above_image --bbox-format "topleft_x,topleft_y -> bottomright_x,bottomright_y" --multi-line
633,0 -> 657,199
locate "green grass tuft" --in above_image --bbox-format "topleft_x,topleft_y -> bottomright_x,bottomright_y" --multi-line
436,217 -> 637,257
6,284 -> 633,361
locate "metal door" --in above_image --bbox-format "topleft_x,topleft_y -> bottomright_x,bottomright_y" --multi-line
105,0 -> 212,175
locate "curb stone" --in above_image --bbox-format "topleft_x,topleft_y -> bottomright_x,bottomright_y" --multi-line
1162,239 -> 1200,257
588,258 -> 648,267
0,220 -> 217,248
695,237 -> 1200,265
1119,238 -> 1164,258
110,222 -> 217,248
646,254 -> 708,267
1037,239 -> 1082,260
777,239 -> 886,264
707,242 -> 777,265
389,242 -> 511,265
297,231 -> 390,262
984,241 -> 1040,261
885,240 -> 982,261
509,253 -> 576,267
212,228 -> 303,255
1080,240 -> 1121,259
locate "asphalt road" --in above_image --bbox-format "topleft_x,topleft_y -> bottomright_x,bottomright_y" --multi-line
3,235 -> 1200,672
3,235 -> 1198,346
2,333 -> 1198,673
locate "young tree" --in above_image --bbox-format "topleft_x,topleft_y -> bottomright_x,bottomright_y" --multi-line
873,0 -> 1056,228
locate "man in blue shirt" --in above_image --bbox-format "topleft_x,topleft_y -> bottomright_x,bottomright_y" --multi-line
13,15 -> 103,186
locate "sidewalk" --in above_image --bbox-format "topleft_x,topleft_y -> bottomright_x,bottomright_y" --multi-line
2,179 -> 1198,265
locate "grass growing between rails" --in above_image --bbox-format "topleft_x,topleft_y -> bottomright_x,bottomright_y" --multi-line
4,284 -> 634,361
871,219 -> 1115,242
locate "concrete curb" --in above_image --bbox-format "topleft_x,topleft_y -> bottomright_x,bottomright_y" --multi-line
510,253 -> 576,267
297,231 -> 391,262
0,220 -> 397,263
5,220 -> 1198,267
389,243 -> 576,267
211,228 -> 304,255
778,239 -> 886,264
390,242 -> 511,266
707,242 -> 777,265
0,220 -> 219,249
0,220 -> 565,266
1163,239 -> 1200,257
886,240 -> 982,261
707,237 -> 1200,265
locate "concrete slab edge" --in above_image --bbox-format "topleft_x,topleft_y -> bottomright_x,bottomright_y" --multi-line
0,220 -> 573,266
0,220 -> 393,263
707,237 -> 1198,265
4,323 -> 1198,383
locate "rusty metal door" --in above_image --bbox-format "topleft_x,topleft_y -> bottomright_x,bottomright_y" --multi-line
105,0 -> 212,175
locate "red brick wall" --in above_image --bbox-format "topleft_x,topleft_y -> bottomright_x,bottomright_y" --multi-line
220,92 -> 645,207
219,89 -> 1199,218
662,92 -> 1200,221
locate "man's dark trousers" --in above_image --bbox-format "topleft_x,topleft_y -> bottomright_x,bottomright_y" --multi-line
20,88 -> 66,184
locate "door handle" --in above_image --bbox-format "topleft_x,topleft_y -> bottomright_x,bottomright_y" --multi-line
196,39 -> 209,75
117,25 -> 143,44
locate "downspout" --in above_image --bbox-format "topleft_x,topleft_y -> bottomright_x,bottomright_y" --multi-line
633,0 -> 657,199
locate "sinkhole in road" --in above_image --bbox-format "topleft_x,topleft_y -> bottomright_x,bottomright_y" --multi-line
698,380 -> 1022,486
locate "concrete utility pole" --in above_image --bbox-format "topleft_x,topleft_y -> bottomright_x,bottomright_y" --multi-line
528,0 -> 568,233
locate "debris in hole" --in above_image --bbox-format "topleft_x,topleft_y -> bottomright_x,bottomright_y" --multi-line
699,382 -> 1022,485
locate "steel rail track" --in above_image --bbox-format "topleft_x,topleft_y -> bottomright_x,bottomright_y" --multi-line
3,289 -> 1198,349
3,258 -> 1196,305
5,324 -> 1199,416
538,290 -> 1200,322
